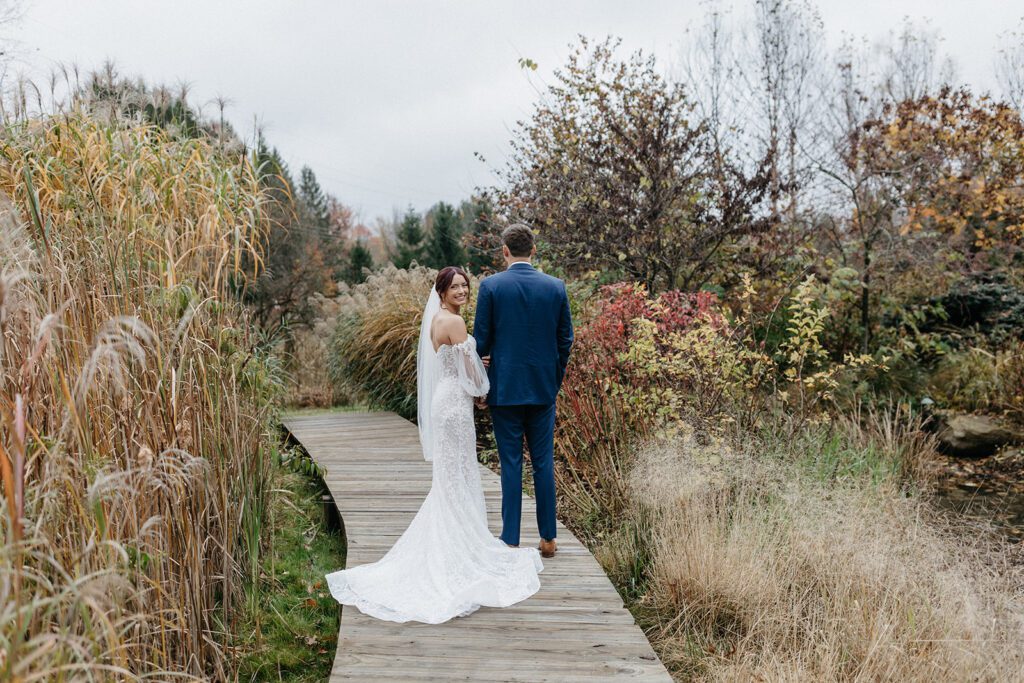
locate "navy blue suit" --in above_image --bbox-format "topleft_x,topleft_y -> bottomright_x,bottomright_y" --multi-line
473,262 -> 573,545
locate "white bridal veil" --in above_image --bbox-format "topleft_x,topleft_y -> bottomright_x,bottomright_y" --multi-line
416,288 -> 441,461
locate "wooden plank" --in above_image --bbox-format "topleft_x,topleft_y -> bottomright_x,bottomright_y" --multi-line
282,411 -> 672,683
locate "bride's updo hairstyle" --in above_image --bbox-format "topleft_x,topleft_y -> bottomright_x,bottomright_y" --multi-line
435,266 -> 470,297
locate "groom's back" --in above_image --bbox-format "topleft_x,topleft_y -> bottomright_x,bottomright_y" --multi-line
474,264 -> 572,406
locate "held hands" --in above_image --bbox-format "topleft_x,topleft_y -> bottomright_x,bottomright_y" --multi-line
475,356 -> 491,410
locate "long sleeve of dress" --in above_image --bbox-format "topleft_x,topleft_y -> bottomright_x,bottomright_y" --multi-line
454,340 -> 490,398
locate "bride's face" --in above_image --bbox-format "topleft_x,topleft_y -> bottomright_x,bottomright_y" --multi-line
444,274 -> 469,308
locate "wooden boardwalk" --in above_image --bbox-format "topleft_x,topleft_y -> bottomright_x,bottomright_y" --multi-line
283,411 -> 672,682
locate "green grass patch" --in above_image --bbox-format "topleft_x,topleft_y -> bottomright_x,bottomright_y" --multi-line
805,431 -> 900,485
237,459 -> 346,682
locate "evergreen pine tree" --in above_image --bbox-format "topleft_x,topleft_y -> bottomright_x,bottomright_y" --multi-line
391,207 -> 426,269
425,201 -> 465,268
460,196 -> 501,274
254,133 -> 294,193
298,166 -> 330,231
346,240 -> 374,284
242,136 -> 349,333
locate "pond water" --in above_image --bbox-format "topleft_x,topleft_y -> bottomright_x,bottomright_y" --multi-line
929,448 -> 1024,544
932,486 -> 1024,543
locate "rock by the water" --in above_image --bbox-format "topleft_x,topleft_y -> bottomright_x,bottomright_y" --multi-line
936,414 -> 1022,458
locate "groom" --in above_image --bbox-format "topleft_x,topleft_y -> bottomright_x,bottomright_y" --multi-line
473,224 -> 574,558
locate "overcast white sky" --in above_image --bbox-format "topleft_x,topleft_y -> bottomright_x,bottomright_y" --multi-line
11,1 -> 1023,224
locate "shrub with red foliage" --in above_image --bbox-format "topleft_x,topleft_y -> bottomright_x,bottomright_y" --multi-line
554,283 -> 719,527
570,283 -> 718,369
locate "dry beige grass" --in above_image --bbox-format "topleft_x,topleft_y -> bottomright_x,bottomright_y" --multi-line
622,430 -> 1024,681
284,329 -> 338,407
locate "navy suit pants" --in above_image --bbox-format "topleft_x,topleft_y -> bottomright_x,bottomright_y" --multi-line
490,404 -> 557,546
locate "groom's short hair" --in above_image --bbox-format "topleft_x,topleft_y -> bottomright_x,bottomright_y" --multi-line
502,224 -> 535,257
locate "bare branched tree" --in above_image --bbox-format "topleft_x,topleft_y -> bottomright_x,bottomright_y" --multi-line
996,18 -> 1024,110
809,37 -> 897,353
679,1 -> 741,155
878,17 -> 956,102
740,0 -> 826,223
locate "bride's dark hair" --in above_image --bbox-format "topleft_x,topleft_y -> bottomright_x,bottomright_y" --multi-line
435,266 -> 470,296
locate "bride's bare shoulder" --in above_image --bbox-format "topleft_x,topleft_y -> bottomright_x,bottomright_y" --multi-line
431,311 -> 468,346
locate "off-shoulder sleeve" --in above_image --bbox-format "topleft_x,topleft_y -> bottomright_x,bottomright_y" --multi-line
453,340 -> 490,398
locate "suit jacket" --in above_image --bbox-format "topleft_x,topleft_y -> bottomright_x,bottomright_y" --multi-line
473,262 -> 574,406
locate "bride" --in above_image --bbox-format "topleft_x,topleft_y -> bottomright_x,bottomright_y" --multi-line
325,266 -> 543,624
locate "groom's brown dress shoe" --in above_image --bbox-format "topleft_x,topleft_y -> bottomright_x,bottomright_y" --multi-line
539,538 -> 557,558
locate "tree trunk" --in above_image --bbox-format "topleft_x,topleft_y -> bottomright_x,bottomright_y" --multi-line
861,239 -> 871,354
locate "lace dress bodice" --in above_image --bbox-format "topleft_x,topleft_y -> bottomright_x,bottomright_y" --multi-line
436,337 -> 489,391
325,335 -> 542,623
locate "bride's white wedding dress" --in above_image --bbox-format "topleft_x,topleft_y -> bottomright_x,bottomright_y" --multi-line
325,333 -> 543,624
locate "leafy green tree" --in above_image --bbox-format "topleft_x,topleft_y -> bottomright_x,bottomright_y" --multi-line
425,201 -> 465,268
392,207 -> 426,269
347,240 -> 375,284
499,37 -> 770,292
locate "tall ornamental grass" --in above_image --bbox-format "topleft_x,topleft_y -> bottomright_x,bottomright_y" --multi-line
323,264 -> 478,418
0,109 -> 280,680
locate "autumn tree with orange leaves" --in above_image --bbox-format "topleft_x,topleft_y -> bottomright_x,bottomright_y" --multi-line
861,88 -> 1024,261
815,85 -> 1024,353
